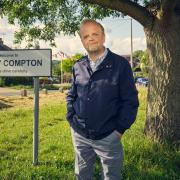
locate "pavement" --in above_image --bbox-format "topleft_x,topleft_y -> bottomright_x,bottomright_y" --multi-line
0,87 -> 33,97
0,87 -> 60,97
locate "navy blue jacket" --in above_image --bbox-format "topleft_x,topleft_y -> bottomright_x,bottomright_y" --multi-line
66,50 -> 139,140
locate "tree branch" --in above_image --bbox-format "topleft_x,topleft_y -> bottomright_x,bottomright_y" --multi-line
80,0 -> 153,28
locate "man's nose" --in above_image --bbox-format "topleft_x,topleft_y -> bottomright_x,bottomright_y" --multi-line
89,35 -> 94,41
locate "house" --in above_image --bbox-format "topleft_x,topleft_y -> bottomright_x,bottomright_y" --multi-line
0,38 -> 12,50
122,54 -> 140,67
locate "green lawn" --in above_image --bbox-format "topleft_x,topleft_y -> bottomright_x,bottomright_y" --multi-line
0,87 -> 179,179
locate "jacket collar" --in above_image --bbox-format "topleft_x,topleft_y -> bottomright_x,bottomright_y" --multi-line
81,49 -> 113,69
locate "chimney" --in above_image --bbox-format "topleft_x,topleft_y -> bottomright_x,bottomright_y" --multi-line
0,38 -> 3,45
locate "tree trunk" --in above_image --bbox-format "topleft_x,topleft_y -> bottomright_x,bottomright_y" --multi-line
144,17 -> 180,146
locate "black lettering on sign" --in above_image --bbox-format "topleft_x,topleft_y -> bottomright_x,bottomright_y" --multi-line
3,59 -> 42,66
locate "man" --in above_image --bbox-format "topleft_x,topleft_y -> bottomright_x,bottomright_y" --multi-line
66,19 -> 139,180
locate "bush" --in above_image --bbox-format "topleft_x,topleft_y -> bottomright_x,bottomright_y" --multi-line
0,77 -> 5,87
4,77 -> 33,86
41,84 -> 59,90
58,83 -> 71,91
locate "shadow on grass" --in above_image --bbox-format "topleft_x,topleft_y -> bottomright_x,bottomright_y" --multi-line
54,118 -> 64,121
0,101 -> 13,109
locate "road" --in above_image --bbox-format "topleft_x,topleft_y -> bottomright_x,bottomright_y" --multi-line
0,87 -> 33,97
0,87 -> 60,97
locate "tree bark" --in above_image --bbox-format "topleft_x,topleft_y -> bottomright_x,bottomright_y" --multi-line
144,14 -> 180,146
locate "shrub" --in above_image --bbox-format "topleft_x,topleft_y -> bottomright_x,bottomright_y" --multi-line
0,77 -> 5,87
58,83 -> 71,91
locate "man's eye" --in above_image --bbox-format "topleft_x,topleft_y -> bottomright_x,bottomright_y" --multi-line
93,33 -> 99,36
83,35 -> 88,39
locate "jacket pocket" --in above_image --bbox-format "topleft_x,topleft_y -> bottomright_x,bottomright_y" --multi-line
73,115 -> 86,129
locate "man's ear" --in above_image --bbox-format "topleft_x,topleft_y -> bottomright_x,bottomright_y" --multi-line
103,33 -> 105,43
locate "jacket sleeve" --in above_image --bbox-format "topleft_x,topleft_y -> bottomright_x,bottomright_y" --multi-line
116,60 -> 139,134
66,67 -> 77,123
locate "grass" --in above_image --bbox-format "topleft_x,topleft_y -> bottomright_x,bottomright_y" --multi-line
0,87 -> 179,179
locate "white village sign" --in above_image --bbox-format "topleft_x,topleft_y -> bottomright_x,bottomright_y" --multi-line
0,49 -> 51,77
0,49 -> 52,165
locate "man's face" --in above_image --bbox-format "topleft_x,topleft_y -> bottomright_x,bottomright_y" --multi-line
80,22 -> 105,53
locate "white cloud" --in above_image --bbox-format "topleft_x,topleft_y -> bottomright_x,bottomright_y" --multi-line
31,35 -> 86,56
108,37 -> 146,55
0,18 -> 19,34
52,35 -> 85,55
0,23 -> 18,33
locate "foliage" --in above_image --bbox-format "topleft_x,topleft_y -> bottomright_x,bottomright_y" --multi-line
1,0 -> 120,47
52,54 -> 83,81
41,84 -> 60,90
58,83 -> 71,90
62,53 -> 83,73
3,77 -> 33,86
0,78 -> 5,87
52,54 -> 83,83
62,59 -> 75,73
8,85 -> 33,90
133,50 -> 149,77
62,73 -> 72,83
0,0 -> 175,48
52,62 -> 61,77
140,50 -> 149,77
0,88 -> 179,179
133,50 -> 144,60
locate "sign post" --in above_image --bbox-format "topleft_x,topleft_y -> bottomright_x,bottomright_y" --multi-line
0,49 -> 52,166
33,77 -> 39,165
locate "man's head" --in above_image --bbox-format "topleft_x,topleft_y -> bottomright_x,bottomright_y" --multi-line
79,19 -> 105,54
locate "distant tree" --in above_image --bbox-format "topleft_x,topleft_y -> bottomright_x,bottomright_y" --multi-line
0,77 -> 5,87
4,77 -> 33,86
63,72 -> 72,83
133,50 -> 144,60
133,50 -> 149,77
140,50 -> 149,77
52,62 -> 61,77
62,59 -> 75,73
62,53 -> 83,73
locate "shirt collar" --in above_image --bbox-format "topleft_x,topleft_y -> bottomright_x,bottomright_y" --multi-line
88,48 -> 108,62
88,48 -> 108,71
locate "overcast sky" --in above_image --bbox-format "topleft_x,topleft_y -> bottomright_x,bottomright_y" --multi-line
0,17 -> 146,57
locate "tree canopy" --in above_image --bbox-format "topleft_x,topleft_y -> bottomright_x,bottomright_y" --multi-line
1,0 -> 170,47
0,0 -> 120,47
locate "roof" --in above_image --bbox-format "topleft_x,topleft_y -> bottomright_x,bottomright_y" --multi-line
0,44 -> 12,50
0,38 -> 12,51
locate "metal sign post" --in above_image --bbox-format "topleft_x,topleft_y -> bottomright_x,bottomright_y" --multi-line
130,18 -> 133,68
33,77 -> 39,165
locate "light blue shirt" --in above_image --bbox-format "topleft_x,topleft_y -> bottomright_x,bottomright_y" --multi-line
88,48 -> 108,72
